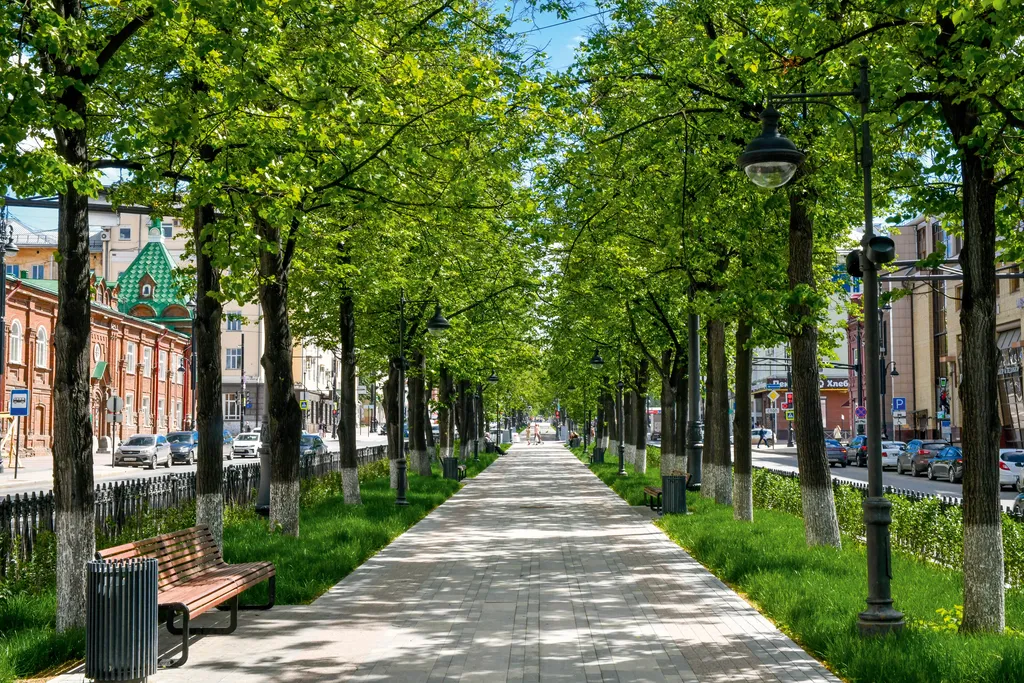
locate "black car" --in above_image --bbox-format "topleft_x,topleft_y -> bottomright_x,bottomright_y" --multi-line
826,439 -> 848,467
927,446 -> 963,483
166,431 -> 199,465
897,440 -> 950,476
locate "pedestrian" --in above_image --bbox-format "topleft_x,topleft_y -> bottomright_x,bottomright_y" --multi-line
833,425 -> 842,441
532,423 -> 541,445
756,423 -> 767,448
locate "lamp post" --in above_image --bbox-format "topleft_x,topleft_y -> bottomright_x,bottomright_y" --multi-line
590,347 -> 605,461
882,361 -> 899,440
0,207 -> 18,419
395,294 -> 449,506
786,344 -> 795,448
182,298 -> 197,429
487,370 -> 499,451
737,57 -> 903,636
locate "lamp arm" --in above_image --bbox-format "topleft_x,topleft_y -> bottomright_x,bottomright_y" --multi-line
767,98 -> 861,174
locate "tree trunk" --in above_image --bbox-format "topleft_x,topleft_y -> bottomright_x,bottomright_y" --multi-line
476,385 -> 486,456
702,323 -> 718,500
659,349 -> 675,476
385,357 -> 401,488
788,189 -> 841,547
439,366 -> 453,458
458,379 -> 473,460
605,383 -> 618,456
595,398 -> 605,455
409,351 -> 431,476
194,204 -> 224,545
710,320 -> 731,505
951,120 -> 1004,632
733,320 -> 753,521
53,117 -> 94,632
425,377 -> 436,451
339,287 -> 360,504
674,347 -> 688,476
634,359 -> 649,474
256,216 -> 303,537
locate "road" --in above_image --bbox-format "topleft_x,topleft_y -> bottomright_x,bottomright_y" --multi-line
749,446 -> 1021,507
0,432 -> 389,499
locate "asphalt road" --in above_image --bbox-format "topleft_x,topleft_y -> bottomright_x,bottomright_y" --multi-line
749,446 -> 1021,508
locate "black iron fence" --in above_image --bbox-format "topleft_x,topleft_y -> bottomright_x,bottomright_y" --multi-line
0,445 -> 389,577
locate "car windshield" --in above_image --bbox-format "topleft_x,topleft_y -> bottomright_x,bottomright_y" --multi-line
125,436 -> 155,447
236,434 -> 258,442
166,433 -> 194,444
945,448 -> 962,458
920,442 -> 947,450
301,435 -> 317,447
882,442 -> 904,449
825,439 -> 842,448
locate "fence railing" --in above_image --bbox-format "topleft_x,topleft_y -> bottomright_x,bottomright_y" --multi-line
0,445 -> 389,577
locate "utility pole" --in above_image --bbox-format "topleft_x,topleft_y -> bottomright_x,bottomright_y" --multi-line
240,333 -> 246,430
857,323 -> 864,436
786,344 -> 794,448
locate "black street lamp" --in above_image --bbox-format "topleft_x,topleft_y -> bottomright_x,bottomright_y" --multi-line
590,346 -> 604,370
881,361 -> 899,439
786,344 -> 795,448
395,292 -> 450,506
616,379 -> 626,476
738,57 -> 903,636
0,207 -> 18,418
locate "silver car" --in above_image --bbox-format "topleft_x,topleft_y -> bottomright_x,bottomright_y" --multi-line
116,434 -> 171,469
999,449 -> 1024,490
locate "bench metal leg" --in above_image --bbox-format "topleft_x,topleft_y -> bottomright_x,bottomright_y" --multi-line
238,575 -> 276,611
161,605 -> 190,668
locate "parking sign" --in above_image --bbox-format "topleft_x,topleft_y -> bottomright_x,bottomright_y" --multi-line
892,397 -> 906,413
9,389 -> 29,417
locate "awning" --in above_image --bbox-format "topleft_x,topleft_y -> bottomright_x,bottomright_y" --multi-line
997,327 -> 1021,350
91,361 -> 108,380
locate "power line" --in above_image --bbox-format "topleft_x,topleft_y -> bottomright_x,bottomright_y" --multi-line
516,10 -> 609,35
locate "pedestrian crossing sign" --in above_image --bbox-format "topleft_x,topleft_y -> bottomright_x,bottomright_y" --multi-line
785,409 -> 795,421
300,400 -> 309,410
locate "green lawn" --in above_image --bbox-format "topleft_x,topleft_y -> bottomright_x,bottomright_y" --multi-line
572,445 -> 1024,682
0,453 -> 497,682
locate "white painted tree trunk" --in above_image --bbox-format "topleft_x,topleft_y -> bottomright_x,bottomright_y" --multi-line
634,447 -> 647,474
390,459 -> 399,488
196,493 -> 224,549
270,480 -> 300,536
56,509 -> 93,632
342,467 -> 361,505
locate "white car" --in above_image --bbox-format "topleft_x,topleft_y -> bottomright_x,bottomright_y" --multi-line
232,431 -> 261,458
751,428 -> 775,446
881,441 -> 906,470
116,434 -> 171,469
999,449 -> 1024,490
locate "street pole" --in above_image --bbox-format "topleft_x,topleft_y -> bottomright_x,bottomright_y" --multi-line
0,208 -> 13,448
786,344 -> 794,448
396,291 -> 409,507
857,323 -> 864,436
371,381 -> 377,433
686,312 -> 702,488
331,356 -> 338,439
240,333 -> 246,430
854,59 -> 903,635
616,379 -> 626,476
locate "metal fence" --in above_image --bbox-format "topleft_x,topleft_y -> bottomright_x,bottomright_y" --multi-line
0,445 -> 389,577
753,464 -> 1024,522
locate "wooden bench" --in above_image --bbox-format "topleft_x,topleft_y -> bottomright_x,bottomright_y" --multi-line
457,464 -> 467,481
643,486 -> 663,512
97,524 -> 275,668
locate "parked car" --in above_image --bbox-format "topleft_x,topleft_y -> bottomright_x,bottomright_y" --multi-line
752,428 -> 775,447
167,431 -> 199,465
880,441 -> 906,470
927,445 -> 963,483
825,439 -> 848,467
846,435 -> 867,465
897,440 -> 950,476
115,434 -> 171,469
232,431 -> 262,458
223,429 -> 234,445
1013,491 -> 1024,516
999,449 -> 1024,491
301,433 -> 328,457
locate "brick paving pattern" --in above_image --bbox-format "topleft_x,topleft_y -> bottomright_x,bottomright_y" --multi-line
55,441 -> 837,682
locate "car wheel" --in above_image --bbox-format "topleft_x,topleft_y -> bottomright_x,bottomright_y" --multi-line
928,465 -> 935,480
164,456 -> 171,468
841,460 -> 847,468
148,455 -> 156,470
897,461 -> 904,474
948,468 -> 956,484
911,464 -> 920,477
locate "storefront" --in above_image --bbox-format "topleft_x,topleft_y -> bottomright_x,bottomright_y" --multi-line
997,326 -> 1023,449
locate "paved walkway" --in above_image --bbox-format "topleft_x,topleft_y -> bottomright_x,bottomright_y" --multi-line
56,442 -> 836,682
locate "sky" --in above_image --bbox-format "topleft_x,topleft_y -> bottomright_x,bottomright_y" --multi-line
6,5 -> 603,234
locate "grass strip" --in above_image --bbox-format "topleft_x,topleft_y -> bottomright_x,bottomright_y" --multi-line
0,453 -> 497,681
573,446 -> 1024,682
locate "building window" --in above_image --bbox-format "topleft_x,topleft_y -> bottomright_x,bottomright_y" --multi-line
143,347 -> 152,377
126,342 -> 136,374
5,264 -> 17,277
1009,265 -> 1020,294
119,227 -> 131,241
158,398 -> 165,428
226,314 -> 242,332
125,392 -> 135,425
30,265 -> 44,279
93,343 -> 102,362
141,396 -> 150,426
35,327 -> 48,368
164,223 -> 173,238
224,393 -> 240,420
226,348 -> 242,370
159,350 -> 167,380
955,285 -> 963,311
175,401 -> 183,430
9,320 -> 22,364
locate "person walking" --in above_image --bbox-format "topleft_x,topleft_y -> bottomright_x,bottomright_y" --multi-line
532,423 -> 541,445
756,423 -> 767,448
833,424 -> 842,441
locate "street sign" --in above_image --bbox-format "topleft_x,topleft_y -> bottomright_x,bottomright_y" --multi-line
939,377 -> 947,388
937,410 -> 947,419
9,389 -> 28,417
767,382 -> 782,390
941,419 -> 952,439
893,416 -> 907,426
767,390 -> 780,402
299,399 -> 309,410
854,405 -> 867,420
785,409 -> 795,421
106,395 -> 124,413
765,408 -> 778,414
892,397 -> 906,413
106,412 -> 124,423
892,411 -> 907,418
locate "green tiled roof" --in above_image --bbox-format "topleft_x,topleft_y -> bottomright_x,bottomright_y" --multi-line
115,237 -> 189,319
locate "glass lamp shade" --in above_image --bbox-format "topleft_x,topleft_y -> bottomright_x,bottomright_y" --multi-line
737,107 -> 805,189
590,347 -> 604,370
487,371 -> 499,384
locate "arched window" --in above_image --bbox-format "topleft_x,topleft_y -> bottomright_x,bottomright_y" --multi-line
9,320 -> 22,364
35,327 -> 48,368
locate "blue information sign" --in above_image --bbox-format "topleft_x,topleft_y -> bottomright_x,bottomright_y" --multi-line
9,389 -> 29,417
892,397 -> 907,413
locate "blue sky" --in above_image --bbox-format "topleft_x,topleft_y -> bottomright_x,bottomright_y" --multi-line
8,5 -> 603,233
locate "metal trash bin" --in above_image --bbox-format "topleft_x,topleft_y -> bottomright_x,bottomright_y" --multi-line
442,456 -> 460,480
87,558 -> 158,681
662,475 -> 689,515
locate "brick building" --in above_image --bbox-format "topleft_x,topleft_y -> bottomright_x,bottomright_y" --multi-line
2,272 -> 189,457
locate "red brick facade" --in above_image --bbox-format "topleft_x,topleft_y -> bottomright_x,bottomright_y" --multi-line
2,276 -> 189,456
